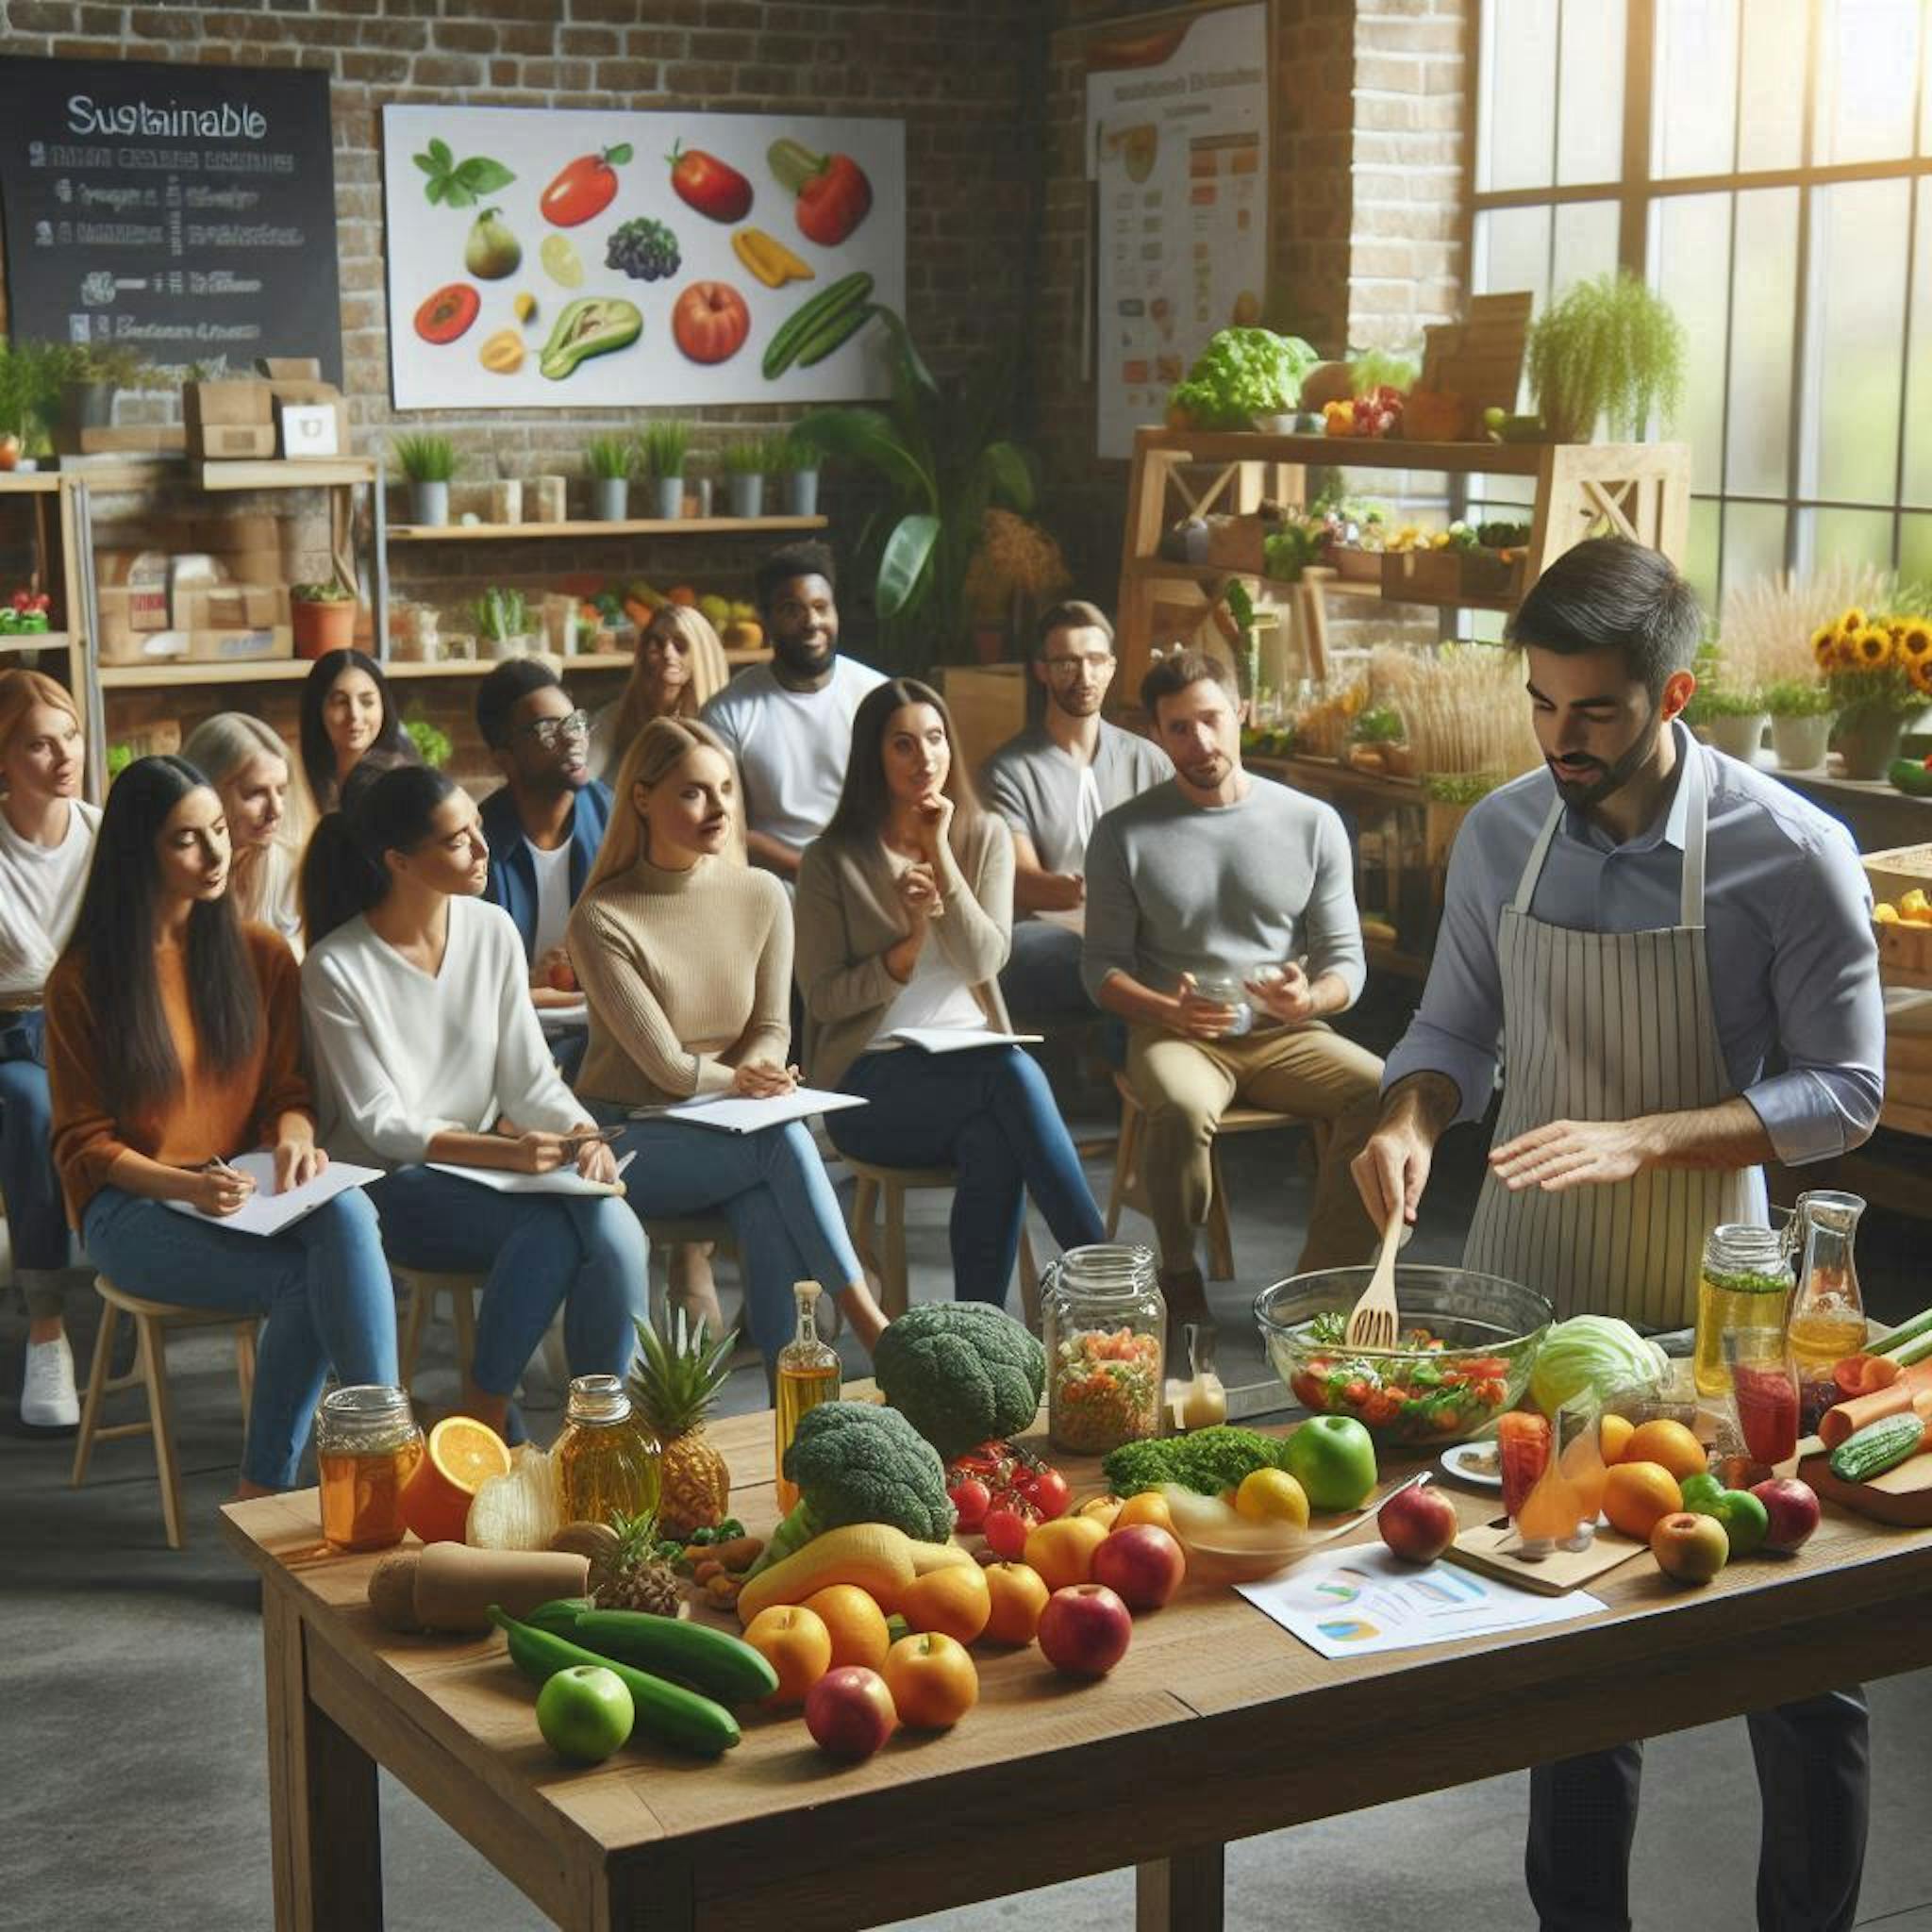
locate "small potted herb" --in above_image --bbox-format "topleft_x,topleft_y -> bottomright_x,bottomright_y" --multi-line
1761,678 -> 1836,773
473,585 -> 534,660
774,431 -> 820,519
405,715 -> 453,770
1688,682 -> 1769,762
584,435 -> 634,523
638,420 -> 689,521
1526,272 -> 1686,443
720,436 -> 773,519
291,579 -> 358,659
394,433 -> 458,527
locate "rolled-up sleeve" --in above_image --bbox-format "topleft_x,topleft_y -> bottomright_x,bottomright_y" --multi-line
1079,815 -> 1137,1003
1302,807 -> 1367,1008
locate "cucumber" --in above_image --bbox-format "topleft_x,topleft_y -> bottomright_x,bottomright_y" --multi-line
762,272 -> 873,379
541,1603 -> 778,1705
795,301 -> 878,368
1874,1306 -> 1932,1357
1827,1412 -> 1927,1484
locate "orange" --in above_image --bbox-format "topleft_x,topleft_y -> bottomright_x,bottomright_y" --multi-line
743,1604 -> 832,1706
1024,1514 -> 1108,1591
981,1561 -> 1050,1645
1113,1491 -> 1174,1532
1624,1419 -> 1707,1482
881,1631 -> 979,1729
399,1415 -> 510,1545
1602,1460 -> 1684,1540
1599,1413 -> 1635,1465
801,1584 -> 891,1672
897,1560 -> 991,1643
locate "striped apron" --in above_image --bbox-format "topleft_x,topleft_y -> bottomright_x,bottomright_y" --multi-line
1463,750 -> 1757,1325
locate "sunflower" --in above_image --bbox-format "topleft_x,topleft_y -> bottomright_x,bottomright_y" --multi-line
1899,622 -> 1932,665
1912,656 -> 1932,701
1811,624 -> 1842,668
1839,607 -> 1867,637
1855,625 -> 1895,668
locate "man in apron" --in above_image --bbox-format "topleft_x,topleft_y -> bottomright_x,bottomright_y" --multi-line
1354,538 -> 1884,1931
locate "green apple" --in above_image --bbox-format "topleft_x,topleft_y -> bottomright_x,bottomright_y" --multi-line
1708,1488 -> 1770,1558
536,1664 -> 634,1764
1283,1415 -> 1378,1511
1678,1472 -> 1727,1516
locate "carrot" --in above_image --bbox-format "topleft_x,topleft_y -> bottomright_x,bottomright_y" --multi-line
688,1535 -> 763,1573
1833,1353 -> 1901,1400
1819,1359 -> 1932,1448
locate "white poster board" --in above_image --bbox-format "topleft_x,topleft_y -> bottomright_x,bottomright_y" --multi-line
1084,4 -> 1270,458
381,106 -> 905,409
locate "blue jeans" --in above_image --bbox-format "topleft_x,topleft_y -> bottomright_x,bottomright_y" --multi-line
365,1166 -> 647,1397
1,1014 -> 71,1282
829,1044 -> 1104,1306
81,1184 -> 397,1491
591,1107 -> 863,1365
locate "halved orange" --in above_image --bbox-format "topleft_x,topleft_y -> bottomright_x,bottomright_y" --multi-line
399,1415 -> 511,1544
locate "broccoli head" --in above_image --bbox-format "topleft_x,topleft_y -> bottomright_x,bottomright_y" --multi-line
1102,1425 -> 1293,1497
873,1303 -> 1046,1459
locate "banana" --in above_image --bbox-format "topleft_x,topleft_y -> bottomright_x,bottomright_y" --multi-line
732,226 -> 814,290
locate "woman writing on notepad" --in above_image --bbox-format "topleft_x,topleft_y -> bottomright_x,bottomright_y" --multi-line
300,763 -> 646,1434
570,717 -> 886,1366
795,680 -> 1104,1307
43,757 -> 395,1496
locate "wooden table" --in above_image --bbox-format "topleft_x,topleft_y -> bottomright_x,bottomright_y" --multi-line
222,1411 -> 1932,1932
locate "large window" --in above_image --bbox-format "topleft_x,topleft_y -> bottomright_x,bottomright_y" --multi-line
1470,0 -> 1932,600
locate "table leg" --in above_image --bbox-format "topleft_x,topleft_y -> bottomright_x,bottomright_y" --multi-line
263,1589 -> 385,1931
1135,1844 -> 1225,1932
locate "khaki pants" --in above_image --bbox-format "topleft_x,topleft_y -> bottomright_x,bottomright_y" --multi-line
1124,1021 -> 1385,1274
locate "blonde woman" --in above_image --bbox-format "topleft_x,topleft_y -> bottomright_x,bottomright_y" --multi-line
570,716 -> 885,1364
182,713 -> 308,952
590,603 -> 731,786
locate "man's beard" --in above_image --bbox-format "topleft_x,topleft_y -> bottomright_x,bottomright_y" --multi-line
1547,703 -> 1662,810
1048,685 -> 1103,720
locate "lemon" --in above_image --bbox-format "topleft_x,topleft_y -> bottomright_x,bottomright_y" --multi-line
540,234 -> 583,290
1901,889 -> 1929,917
1875,903 -> 1900,924
1234,1468 -> 1309,1527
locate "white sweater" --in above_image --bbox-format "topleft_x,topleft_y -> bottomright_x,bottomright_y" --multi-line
301,895 -> 584,1169
0,800 -> 100,1002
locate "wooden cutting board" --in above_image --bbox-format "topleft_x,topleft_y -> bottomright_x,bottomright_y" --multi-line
1443,1516 -> 1648,1596
1798,1445 -> 1932,1527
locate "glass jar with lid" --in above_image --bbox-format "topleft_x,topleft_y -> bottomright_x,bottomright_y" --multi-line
1042,1243 -> 1166,1456
316,1384 -> 424,1553
1691,1224 -> 1794,1397
555,1374 -> 662,1527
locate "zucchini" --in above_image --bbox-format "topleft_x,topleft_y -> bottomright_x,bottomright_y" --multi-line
762,272 -> 873,379
1874,1306 -> 1932,1358
796,301 -> 878,368
1827,1412 -> 1927,1485
536,1603 -> 778,1705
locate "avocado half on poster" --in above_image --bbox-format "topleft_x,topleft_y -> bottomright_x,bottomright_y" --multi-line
381,106 -> 905,409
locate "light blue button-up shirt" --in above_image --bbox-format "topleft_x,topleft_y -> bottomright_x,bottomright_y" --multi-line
1381,723 -> 1885,1165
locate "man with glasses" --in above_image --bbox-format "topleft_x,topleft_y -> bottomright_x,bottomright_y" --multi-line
981,601 -> 1171,1022
475,658 -> 611,1079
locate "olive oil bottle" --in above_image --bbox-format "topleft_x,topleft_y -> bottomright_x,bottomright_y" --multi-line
556,1374 -> 662,1527
774,1281 -> 841,1513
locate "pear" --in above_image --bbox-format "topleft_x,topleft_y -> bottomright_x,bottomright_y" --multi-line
465,208 -> 522,281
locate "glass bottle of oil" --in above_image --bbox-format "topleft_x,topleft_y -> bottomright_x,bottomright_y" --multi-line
1691,1224 -> 1793,1397
774,1281 -> 841,1514
555,1374 -> 661,1526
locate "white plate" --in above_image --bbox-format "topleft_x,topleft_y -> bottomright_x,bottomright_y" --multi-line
1440,1440 -> 1503,1489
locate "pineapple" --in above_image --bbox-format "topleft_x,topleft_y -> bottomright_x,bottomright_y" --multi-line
589,1509 -> 682,1615
628,1308 -> 736,1538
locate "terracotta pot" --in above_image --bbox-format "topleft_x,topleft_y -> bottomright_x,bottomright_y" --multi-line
293,598 -> 357,659
1833,712 -> 1906,780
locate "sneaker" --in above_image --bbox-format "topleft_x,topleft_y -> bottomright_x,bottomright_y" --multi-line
21,1335 -> 79,1429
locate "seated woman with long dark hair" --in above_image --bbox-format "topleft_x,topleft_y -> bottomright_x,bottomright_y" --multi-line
301,763 -> 646,1436
570,716 -> 887,1364
44,756 -> 395,1496
795,679 -> 1106,1307
298,647 -> 416,815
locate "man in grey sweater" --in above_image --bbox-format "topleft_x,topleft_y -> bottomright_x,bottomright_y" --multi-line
1082,650 -> 1384,1328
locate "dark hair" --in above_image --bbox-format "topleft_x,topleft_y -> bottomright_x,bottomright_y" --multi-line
61,755 -> 262,1121
301,760 -> 460,947
1140,648 -> 1239,721
1034,599 -> 1114,658
1507,538 -> 1703,702
823,677 -> 982,851
755,538 -> 837,613
298,648 -> 415,811
476,657 -> 562,749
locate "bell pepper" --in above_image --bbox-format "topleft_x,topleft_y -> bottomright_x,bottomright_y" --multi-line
767,139 -> 872,247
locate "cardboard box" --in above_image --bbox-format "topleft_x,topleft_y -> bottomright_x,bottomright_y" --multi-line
198,424 -> 280,460
137,625 -> 293,665
95,550 -> 169,629
257,358 -> 350,458
97,625 -> 189,669
184,378 -> 275,459
172,583 -> 286,632
197,513 -> 282,557
115,720 -> 183,760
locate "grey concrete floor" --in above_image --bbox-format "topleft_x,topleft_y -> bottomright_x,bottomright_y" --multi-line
5,1079 -> 1931,1930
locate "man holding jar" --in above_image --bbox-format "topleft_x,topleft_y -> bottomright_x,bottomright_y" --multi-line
1082,648 -> 1383,1339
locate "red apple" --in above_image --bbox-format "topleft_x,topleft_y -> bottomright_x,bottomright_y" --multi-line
804,1666 -> 897,1761
1749,1477 -> 1822,1556
1036,1583 -> 1133,1678
1377,1478 -> 1459,1564
548,956 -> 578,993
1649,1510 -> 1730,1585
1090,1524 -> 1186,1612
672,279 -> 751,364
0,434 -> 20,472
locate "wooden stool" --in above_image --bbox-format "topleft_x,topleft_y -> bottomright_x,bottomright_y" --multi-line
393,1267 -> 483,1393
71,1275 -> 258,1550
1105,1073 -> 1331,1282
844,1161 -> 1041,1328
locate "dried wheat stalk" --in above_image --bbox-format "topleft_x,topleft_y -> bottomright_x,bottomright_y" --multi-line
1369,643 -> 1542,777
1716,562 -> 1895,691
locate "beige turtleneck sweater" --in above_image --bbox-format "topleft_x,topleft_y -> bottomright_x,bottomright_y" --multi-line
569,852 -> 793,1108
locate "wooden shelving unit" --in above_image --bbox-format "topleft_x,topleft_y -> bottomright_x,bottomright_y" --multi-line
388,514 -> 827,543
0,475 -> 92,787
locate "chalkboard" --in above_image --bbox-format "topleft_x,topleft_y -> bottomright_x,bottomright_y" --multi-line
0,57 -> 342,384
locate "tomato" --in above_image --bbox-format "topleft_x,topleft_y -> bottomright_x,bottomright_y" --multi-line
413,282 -> 480,345
947,1477 -> 991,1533
541,144 -> 631,228
1474,1377 -> 1508,1407
670,279 -> 751,365
668,142 -> 753,225
1020,1468 -> 1071,1522
1360,1391 -> 1403,1426
981,1505 -> 1035,1560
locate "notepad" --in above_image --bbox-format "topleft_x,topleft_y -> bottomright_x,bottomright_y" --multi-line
426,1151 -> 635,1197
163,1152 -> 384,1237
885,1027 -> 1044,1054
626,1089 -> 868,1135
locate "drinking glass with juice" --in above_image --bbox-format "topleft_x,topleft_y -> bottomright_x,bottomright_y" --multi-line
1724,1331 -> 1800,1468
1498,1409 -> 1552,1523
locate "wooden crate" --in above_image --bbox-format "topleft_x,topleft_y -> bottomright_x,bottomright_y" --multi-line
1864,844 -> 1932,907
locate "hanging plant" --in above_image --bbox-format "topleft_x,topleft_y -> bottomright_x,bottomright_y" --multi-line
1526,272 -> 1687,443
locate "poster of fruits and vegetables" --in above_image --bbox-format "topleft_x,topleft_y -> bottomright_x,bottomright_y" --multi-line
1082,3 -> 1268,458
381,107 -> 904,409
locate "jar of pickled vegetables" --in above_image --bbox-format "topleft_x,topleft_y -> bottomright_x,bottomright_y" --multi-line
1043,1244 -> 1165,1456
317,1384 -> 424,1553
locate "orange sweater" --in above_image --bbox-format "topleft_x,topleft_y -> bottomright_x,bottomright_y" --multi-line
45,925 -> 313,1224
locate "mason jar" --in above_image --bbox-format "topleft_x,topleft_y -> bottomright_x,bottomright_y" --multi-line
1043,1244 -> 1166,1456
555,1374 -> 662,1528
316,1384 -> 424,1553
1691,1224 -> 1793,1398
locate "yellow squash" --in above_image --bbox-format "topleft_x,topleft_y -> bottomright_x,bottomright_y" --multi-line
732,226 -> 815,290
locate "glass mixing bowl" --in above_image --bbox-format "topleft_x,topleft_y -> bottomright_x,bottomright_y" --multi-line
1254,1266 -> 1555,1446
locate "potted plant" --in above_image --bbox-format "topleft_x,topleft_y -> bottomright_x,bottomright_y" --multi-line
720,436 -> 772,519
1815,608 -> 1932,777
1690,684 -> 1769,762
773,431 -> 820,518
1762,679 -> 1837,772
638,421 -> 689,521
584,435 -> 634,522
405,715 -> 453,770
58,341 -> 148,441
1526,272 -> 1687,443
291,580 -> 358,659
473,586 -> 534,661
394,433 -> 458,527
958,508 -> 1072,663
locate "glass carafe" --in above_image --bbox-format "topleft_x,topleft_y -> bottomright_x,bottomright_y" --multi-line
1692,1224 -> 1793,1397
1789,1190 -> 1868,1428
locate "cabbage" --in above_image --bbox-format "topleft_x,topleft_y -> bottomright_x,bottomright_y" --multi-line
1529,1315 -> 1669,1415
